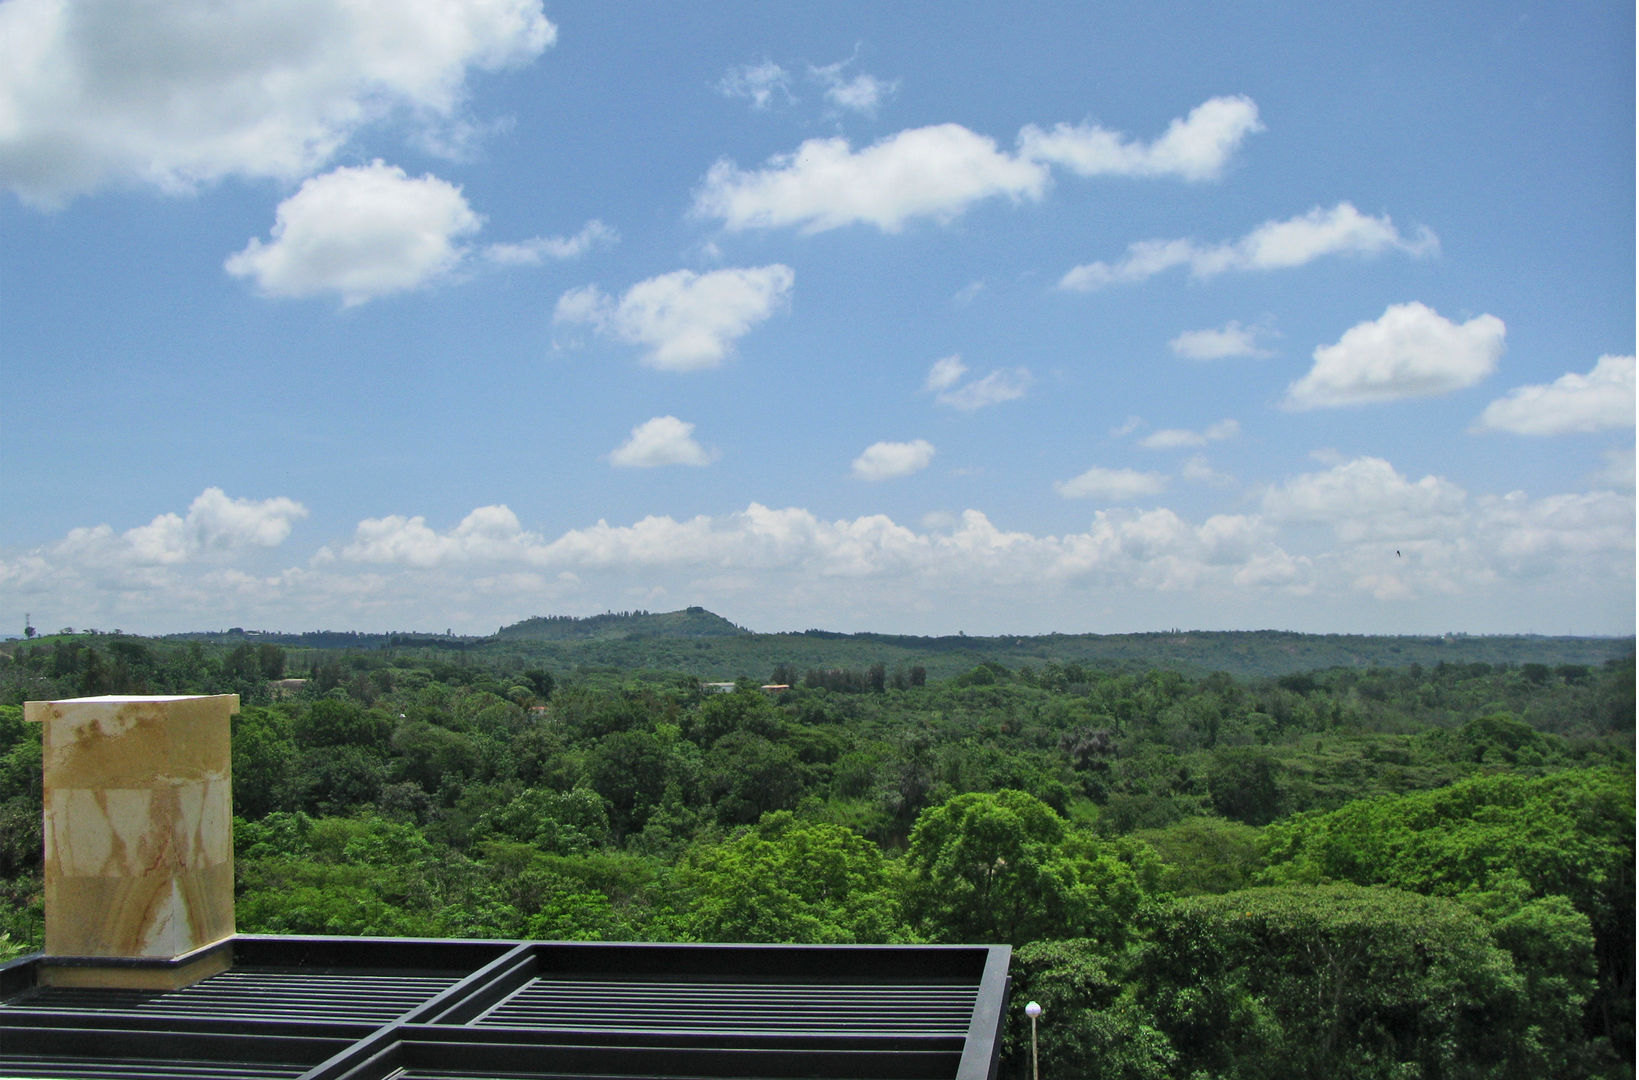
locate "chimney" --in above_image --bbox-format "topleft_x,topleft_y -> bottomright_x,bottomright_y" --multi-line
23,694 -> 239,990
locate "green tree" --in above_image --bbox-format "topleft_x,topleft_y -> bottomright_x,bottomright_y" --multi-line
1004,938 -> 1175,1080
704,730 -> 803,826
586,728 -> 697,840
295,696 -> 391,750
231,707 -> 297,817
1207,746 -> 1283,825
689,686 -> 784,746
1143,884 -> 1536,1080
474,787 -> 611,855
902,789 -> 1144,946
1262,767 -> 1634,1064
669,812 -> 901,943
389,720 -> 480,792
1137,815 -> 1264,895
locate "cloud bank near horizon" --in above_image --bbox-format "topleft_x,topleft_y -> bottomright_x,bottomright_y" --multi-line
3,465 -> 1630,637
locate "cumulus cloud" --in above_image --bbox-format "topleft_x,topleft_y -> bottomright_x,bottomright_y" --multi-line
18,488 -> 308,575
716,60 -> 793,110
1141,419 -> 1240,450
339,505 -> 540,568
5,477 -> 1631,634
1054,466 -> 1168,501
1476,489 -> 1636,573
115,489 -> 307,566
554,265 -> 794,371
693,95 -> 1257,233
484,220 -> 618,265
853,440 -> 936,481
1262,456 -> 1467,543
694,124 -> 1048,233
1170,320 -> 1274,360
1017,95 -> 1262,181
1472,354 -> 1635,435
1284,302 -> 1505,409
610,416 -> 718,468
924,355 -> 1031,410
1060,203 -> 1438,290
225,162 -> 483,305
0,0 -> 555,207
1594,447 -> 1636,490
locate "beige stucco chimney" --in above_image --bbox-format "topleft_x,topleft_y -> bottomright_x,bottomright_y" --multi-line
23,694 -> 238,989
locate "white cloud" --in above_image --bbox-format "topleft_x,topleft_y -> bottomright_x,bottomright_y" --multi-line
716,61 -> 793,110
1169,320 -> 1273,360
32,488 -> 307,572
1018,95 -> 1261,182
1141,419 -> 1240,449
1054,466 -> 1168,501
1139,430 -> 1200,450
554,265 -> 794,371
1284,302 -> 1505,409
1061,203 -> 1438,290
924,355 -> 1032,410
693,96 -> 1256,234
610,416 -> 718,468
853,440 -> 936,481
0,0 -> 555,207
943,370 -> 1033,411
925,355 -> 968,393
1110,416 -> 1144,438
1262,456 -> 1467,543
5,478 -> 1631,635
1181,455 -> 1236,487
1472,354 -> 1635,435
1594,447 -> 1635,490
718,54 -> 896,115
823,72 -> 894,114
484,220 -> 618,265
1479,489 -> 1634,564
224,162 -> 482,305
179,488 -> 309,552
339,505 -> 541,568
694,124 -> 1049,233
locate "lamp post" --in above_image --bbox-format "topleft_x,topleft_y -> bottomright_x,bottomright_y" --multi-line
1024,1000 -> 1042,1080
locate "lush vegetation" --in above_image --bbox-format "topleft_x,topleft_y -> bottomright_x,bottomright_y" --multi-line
0,623 -> 1631,1077
144,605 -> 1634,680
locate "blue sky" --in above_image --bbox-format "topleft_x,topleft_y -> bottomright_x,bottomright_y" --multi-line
1,1 -> 1633,637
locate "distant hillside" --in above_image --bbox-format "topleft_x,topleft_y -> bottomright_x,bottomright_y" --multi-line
494,607 -> 749,642
476,624 -> 1632,682
79,610 -> 1632,682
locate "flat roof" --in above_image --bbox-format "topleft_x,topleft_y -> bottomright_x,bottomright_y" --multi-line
0,936 -> 1011,1080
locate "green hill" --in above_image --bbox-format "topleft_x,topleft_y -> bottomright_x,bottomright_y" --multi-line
494,607 -> 749,642
26,610 -> 1630,684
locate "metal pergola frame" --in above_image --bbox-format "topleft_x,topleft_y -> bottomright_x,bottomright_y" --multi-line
0,936 -> 1012,1080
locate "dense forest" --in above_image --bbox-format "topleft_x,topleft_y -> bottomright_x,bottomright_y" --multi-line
0,623 -> 1632,1078
154,606 -> 1636,680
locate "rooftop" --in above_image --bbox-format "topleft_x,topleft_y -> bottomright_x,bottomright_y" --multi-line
0,935 -> 1012,1079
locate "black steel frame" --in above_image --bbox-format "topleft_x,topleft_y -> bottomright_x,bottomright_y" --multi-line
0,936 -> 1012,1080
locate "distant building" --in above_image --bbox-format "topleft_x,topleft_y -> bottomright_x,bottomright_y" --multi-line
269,677 -> 309,700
